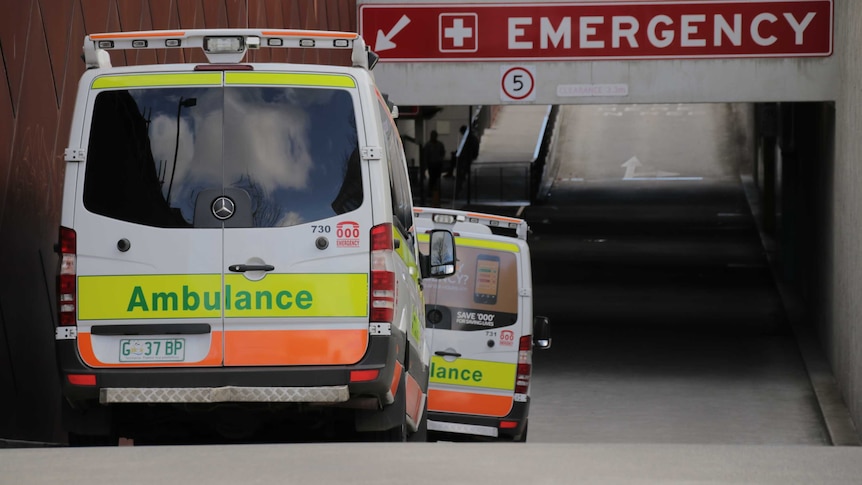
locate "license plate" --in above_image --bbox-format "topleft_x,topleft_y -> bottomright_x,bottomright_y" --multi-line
119,338 -> 185,362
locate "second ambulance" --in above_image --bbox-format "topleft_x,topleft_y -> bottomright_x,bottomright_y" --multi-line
415,208 -> 550,442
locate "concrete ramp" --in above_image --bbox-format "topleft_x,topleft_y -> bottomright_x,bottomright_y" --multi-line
466,105 -> 553,205
477,105 -> 551,164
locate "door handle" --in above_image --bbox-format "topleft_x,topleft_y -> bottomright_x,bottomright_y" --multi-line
434,351 -> 462,358
228,264 -> 275,273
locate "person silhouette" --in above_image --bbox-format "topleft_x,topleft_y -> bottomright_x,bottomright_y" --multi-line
422,130 -> 446,206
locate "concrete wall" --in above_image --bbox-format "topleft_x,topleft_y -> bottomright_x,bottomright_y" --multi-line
0,0 -> 356,444
375,56 -> 841,106
829,0 -> 862,433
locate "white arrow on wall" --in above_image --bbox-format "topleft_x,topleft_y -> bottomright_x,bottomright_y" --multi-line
375,15 -> 411,51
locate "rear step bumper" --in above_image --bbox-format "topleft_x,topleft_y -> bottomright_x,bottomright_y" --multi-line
100,385 -> 350,404
428,399 -> 529,440
57,334 -> 403,406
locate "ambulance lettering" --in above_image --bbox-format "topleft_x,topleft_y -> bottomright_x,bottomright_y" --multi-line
431,361 -> 483,383
336,221 -> 361,247
77,274 -> 367,320
126,285 -> 314,313
455,310 -> 496,327
429,356 -> 516,390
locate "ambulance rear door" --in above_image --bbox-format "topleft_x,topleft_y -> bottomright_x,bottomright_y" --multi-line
219,71 -> 371,367
424,235 -> 529,418
72,71 -> 227,369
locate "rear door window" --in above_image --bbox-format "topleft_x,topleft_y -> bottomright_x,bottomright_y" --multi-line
424,246 -> 519,331
84,86 -> 361,228
223,87 -> 361,228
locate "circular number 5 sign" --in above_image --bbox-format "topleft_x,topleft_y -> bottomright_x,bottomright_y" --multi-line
500,65 -> 536,102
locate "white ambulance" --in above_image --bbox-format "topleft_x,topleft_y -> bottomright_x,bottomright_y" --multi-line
415,207 -> 550,442
55,29 -> 455,444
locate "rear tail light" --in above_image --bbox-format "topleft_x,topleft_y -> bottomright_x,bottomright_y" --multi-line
514,336 -> 533,397
58,227 -> 77,326
370,223 -> 394,250
67,374 -> 96,386
370,223 -> 396,323
349,369 -> 380,383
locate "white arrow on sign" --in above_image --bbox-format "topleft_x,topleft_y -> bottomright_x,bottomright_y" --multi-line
375,14 -> 411,51
622,156 -> 642,179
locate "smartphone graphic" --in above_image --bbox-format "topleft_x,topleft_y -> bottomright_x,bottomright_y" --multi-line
473,254 -> 501,304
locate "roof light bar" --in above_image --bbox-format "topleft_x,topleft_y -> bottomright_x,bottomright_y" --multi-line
414,207 -> 530,240
205,36 -> 244,53
83,28 -> 372,69
432,214 -> 460,225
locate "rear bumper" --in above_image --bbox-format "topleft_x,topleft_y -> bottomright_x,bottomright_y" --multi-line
99,385 -> 350,404
428,399 -> 530,441
57,333 -> 404,407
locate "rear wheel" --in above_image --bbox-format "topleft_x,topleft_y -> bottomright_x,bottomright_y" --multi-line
62,400 -> 117,447
355,369 -> 408,442
379,419 -> 408,442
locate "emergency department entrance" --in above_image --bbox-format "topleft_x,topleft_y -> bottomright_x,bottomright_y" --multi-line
358,0 -> 859,445
3,0 -> 861,450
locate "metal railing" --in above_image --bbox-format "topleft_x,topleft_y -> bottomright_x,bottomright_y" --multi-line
466,105 -> 560,205
468,162 -> 532,205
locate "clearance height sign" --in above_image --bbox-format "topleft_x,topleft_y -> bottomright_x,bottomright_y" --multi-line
358,1 -> 833,61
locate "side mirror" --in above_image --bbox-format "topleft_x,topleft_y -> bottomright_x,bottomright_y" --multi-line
423,230 -> 456,278
367,49 -> 380,70
533,316 -> 551,349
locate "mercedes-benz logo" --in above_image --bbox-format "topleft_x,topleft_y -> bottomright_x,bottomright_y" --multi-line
211,196 -> 235,220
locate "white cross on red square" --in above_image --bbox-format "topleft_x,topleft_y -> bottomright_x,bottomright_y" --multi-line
439,13 -> 478,52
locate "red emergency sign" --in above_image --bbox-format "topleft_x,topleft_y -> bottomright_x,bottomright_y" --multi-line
358,1 -> 833,61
